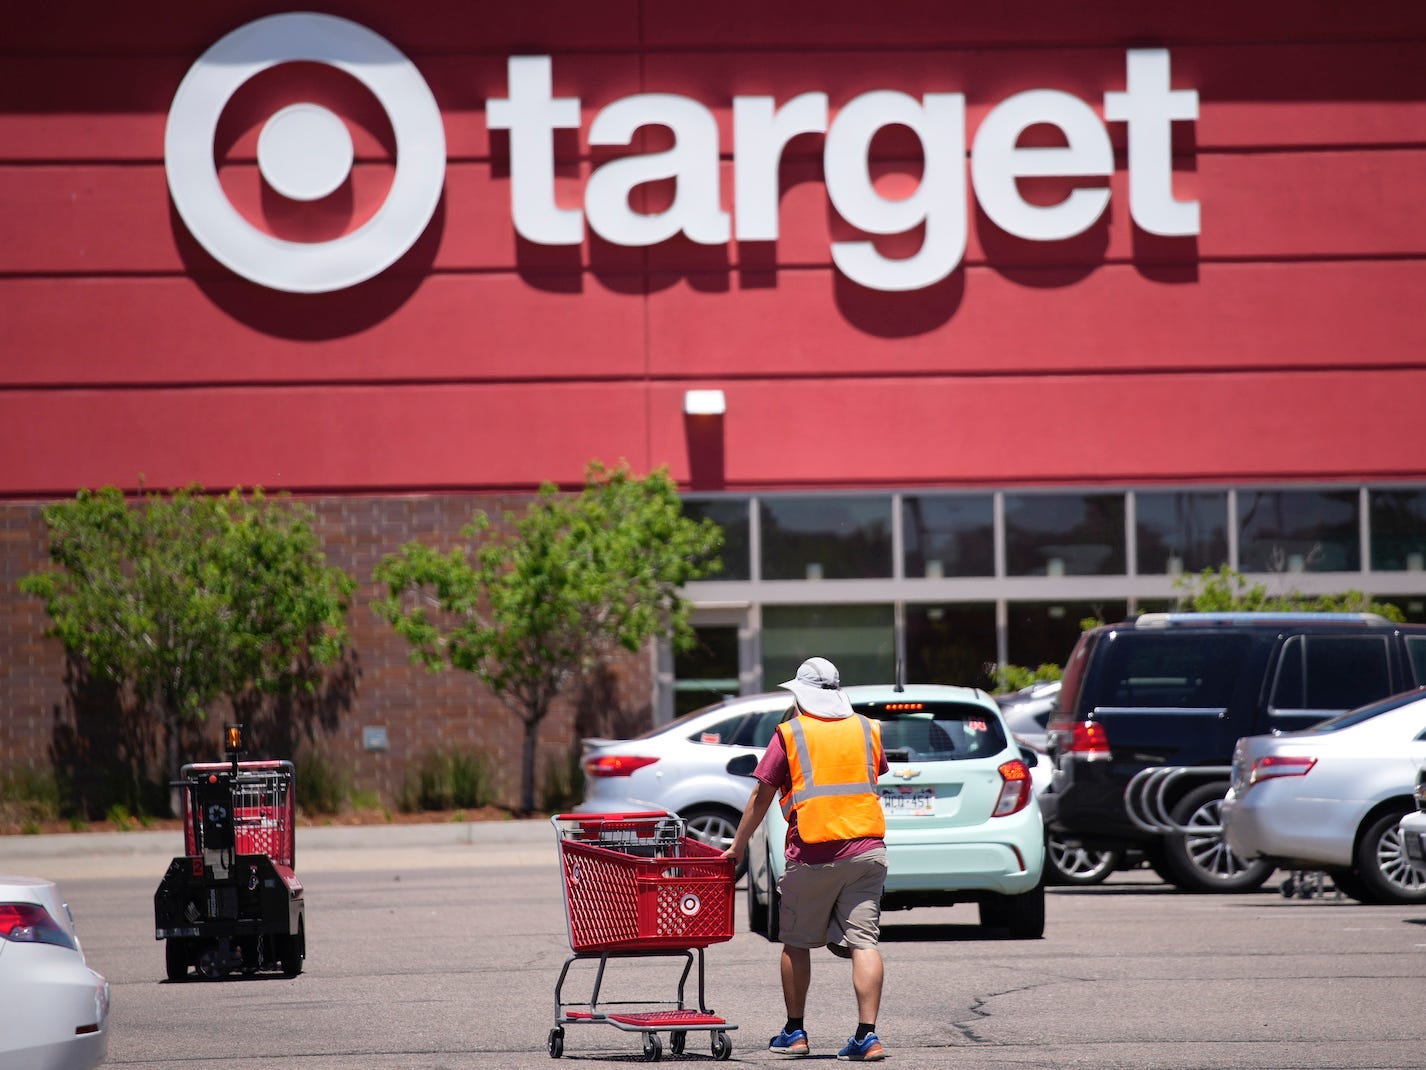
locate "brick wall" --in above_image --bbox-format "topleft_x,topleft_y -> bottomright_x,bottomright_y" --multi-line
0,493 -> 654,812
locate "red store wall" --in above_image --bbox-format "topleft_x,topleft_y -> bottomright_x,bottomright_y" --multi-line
3,2 -> 1426,808
4,1 -> 1426,497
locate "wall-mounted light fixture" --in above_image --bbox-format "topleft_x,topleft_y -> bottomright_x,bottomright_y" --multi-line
683,389 -> 726,416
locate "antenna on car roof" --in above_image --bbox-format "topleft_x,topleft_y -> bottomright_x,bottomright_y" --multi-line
894,656 -> 905,693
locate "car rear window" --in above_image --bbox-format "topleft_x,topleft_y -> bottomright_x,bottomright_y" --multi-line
852,700 -> 1007,761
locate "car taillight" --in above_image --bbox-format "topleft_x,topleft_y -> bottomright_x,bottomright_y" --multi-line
582,754 -> 660,778
992,759 -> 1033,817
1049,719 -> 1111,761
1248,755 -> 1317,784
0,902 -> 75,949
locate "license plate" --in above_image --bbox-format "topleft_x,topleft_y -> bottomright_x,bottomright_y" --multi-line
879,787 -> 935,816
1407,833 -> 1426,863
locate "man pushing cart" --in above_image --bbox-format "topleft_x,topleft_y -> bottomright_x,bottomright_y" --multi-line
548,811 -> 738,1061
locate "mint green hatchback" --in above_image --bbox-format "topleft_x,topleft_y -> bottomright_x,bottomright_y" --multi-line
745,684 -> 1047,940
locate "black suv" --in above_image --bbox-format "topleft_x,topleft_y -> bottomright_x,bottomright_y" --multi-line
1045,612 -> 1426,892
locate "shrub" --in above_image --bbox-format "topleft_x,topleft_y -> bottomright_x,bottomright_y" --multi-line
297,751 -> 349,816
992,663 -> 1063,694
0,770 -> 62,832
540,749 -> 584,813
399,749 -> 495,812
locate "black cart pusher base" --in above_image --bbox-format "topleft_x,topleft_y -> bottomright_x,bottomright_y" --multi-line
549,812 -> 738,1061
154,723 -> 305,981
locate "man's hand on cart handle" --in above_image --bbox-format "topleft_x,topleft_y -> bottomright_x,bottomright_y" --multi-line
723,781 -> 778,864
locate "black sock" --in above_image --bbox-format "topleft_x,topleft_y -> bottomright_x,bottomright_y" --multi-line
785,1018 -> 804,1034
855,1023 -> 875,1041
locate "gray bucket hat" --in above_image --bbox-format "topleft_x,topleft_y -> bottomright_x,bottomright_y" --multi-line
780,657 -> 855,719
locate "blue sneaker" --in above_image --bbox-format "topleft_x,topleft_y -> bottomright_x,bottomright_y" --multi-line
837,1033 -> 887,1061
769,1028 -> 810,1056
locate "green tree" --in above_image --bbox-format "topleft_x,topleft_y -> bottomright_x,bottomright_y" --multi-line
19,486 -> 356,791
372,462 -> 723,813
1173,565 -> 1403,620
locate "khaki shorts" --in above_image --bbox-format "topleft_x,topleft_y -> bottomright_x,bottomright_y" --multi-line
777,848 -> 888,951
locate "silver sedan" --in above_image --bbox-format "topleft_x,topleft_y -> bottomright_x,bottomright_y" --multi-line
1222,688 -> 1426,904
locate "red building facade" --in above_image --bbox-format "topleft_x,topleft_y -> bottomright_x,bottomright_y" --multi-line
4,2 -> 1425,807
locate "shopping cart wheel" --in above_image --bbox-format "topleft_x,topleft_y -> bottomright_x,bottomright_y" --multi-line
547,1027 -> 563,1059
669,1031 -> 686,1055
712,1030 -> 733,1060
641,1032 -> 662,1061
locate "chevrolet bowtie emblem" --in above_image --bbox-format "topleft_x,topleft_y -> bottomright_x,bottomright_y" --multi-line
894,768 -> 921,780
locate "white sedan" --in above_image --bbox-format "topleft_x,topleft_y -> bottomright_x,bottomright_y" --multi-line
1222,688 -> 1426,904
0,875 -> 110,1070
577,693 -> 793,856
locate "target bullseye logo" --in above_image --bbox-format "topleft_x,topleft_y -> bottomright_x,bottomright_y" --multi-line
679,892 -> 702,917
164,13 -> 445,294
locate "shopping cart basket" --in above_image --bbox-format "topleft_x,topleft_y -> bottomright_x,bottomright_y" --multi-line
548,812 -> 738,1061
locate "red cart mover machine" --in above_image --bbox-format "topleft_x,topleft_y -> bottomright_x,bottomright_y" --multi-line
154,724 -> 305,980
549,812 -> 737,1061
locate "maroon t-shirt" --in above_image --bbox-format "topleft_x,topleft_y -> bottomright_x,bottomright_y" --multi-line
753,716 -> 890,865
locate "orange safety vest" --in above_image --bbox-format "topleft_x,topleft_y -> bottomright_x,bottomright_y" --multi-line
777,713 -> 886,843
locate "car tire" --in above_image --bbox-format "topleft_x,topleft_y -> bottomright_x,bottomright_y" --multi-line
682,806 -> 745,877
747,839 -> 781,942
1353,808 -> 1426,905
1327,866 -> 1373,903
1045,834 -> 1122,886
1161,782 -> 1273,893
978,884 -> 1045,939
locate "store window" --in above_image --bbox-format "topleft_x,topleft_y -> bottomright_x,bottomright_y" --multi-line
1135,491 -> 1229,575
681,497 -> 751,581
1007,601 -> 1128,670
904,603 -> 997,689
672,625 -> 741,718
1005,493 -> 1125,577
761,604 -> 895,686
759,496 -> 892,580
1238,489 -> 1359,572
902,495 -> 994,578
1369,489 -> 1426,572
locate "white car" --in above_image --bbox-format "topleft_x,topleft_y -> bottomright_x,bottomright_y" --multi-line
577,693 -> 794,855
746,684 -> 1046,940
1397,766 -> 1426,874
1222,688 -> 1426,904
0,876 -> 110,1070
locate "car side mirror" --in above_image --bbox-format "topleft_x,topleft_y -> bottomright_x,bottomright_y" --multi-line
726,753 -> 759,777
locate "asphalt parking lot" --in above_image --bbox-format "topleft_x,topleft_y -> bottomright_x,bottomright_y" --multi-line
4,820 -> 1426,1069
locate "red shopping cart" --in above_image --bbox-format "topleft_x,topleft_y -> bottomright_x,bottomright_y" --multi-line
548,812 -> 738,1061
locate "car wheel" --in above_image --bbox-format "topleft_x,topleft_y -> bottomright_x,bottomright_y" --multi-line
1045,834 -> 1122,886
746,860 -> 769,937
1161,782 -> 1273,893
747,838 -> 782,942
682,807 -> 744,876
1353,808 -> 1426,905
978,884 -> 1045,939
1327,866 -> 1372,903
